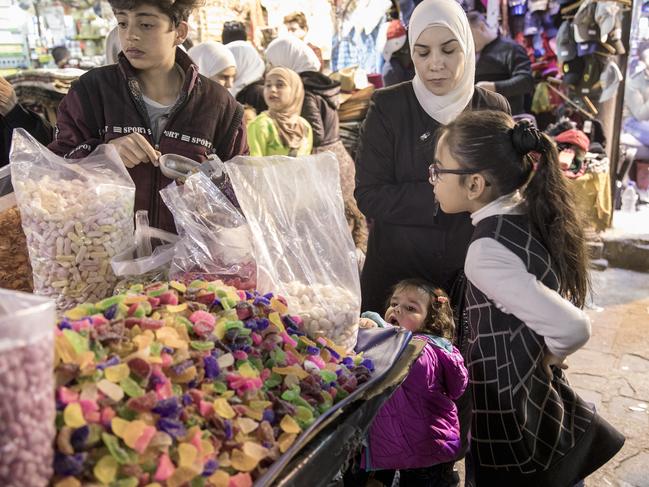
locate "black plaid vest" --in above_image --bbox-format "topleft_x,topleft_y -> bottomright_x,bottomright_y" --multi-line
465,214 -> 595,474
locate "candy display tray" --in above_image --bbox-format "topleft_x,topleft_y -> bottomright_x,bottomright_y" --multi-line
255,327 -> 417,486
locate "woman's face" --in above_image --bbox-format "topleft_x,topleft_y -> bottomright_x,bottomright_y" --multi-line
412,26 -> 465,96
211,66 -> 236,89
263,73 -> 292,109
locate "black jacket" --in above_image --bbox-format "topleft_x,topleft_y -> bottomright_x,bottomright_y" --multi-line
300,71 -> 341,148
1,104 -> 53,166
475,36 -> 533,115
354,82 -> 510,312
235,79 -> 267,115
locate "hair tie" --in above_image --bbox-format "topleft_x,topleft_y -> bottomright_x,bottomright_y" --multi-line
510,120 -> 544,156
436,296 -> 448,304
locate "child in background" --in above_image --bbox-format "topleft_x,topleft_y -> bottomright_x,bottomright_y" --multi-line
247,67 -> 313,157
350,279 -> 468,487
431,110 -> 624,486
188,41 -> 237,89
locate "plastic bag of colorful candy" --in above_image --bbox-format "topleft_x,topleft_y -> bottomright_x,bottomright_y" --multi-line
225,153 -> 361,351
160,172 -> 257,291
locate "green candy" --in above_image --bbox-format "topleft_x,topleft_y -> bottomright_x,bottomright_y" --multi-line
133,306 -> 146,318
263,372 -> 283,389
295,406 -> 314,422
102,433 -> 137,465
319,370 -> 338,383
110,478 -> 139,487
213,381 -> 227,394
96,295 -> 124,311
129,284 -> 144,293
119,377 -> 145,398
63,329 -> 89,354
191,477 -> 206,487
281,386 -> 300,402
150,342 -> 162,357
271,348 -> 286,366
116,405 -> 138,421
172,384 -> 183,396
190,341 -> 215,351
215,289 -> 229,298
224,320 -> 244,331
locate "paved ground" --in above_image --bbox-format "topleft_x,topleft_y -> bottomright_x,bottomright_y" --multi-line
572,268 -> 649,486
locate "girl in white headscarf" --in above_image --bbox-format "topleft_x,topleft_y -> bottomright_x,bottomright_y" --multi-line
227,40 -> 267,117
188,41 -> 237,89
353,2 -> 510,475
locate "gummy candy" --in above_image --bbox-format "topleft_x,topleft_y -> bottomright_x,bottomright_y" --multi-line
93,455 -> 118,484
63,403 -> 87,428
279,415 -> 301,434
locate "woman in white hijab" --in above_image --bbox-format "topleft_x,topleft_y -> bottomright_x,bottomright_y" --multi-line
227,40 -> 267,117
188,41 -> 237,89
265,36 -> 321,74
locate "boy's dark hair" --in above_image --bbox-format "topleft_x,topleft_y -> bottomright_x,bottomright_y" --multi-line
284,12 -> 308,31
51,46 -> 70,65
388,279 -> 454,340
108,0 -> 204,26
222,21 -> 247,44
437,110 -> 590,308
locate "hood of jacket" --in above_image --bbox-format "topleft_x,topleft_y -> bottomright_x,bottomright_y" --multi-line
300,71 -> 341,110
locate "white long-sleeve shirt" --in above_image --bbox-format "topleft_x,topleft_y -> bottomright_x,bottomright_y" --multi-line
465,191 -> 591,359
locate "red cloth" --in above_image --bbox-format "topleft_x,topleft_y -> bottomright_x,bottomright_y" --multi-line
555,129 -> 590,152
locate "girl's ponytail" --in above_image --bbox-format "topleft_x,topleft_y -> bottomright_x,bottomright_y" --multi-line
517,126 -> 590,308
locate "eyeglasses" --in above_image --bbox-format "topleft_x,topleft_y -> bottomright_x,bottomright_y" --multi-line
428,161 -> 491,186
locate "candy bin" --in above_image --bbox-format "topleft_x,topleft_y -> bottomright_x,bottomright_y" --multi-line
0,290 -> 56,487
10,129 -> 135,310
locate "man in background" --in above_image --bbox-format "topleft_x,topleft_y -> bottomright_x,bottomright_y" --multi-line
222,21 -> 247,44
283,12 -> 323,71
469,11 -> 533,114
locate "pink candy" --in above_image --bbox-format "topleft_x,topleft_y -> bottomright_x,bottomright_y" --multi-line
58,387 -> 79,405
154,453 -> 175,482
189,310 -> 215,326
281,332 -> 297,348
134,425 -> 156,453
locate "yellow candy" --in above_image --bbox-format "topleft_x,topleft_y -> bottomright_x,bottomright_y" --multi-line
178,443 -> 198,468
64,306 -> 90,321
170,281 -> 187,293
242,407 -> 263,422
218,451 -> 231,468
201,439 -> 215,457
208,470 -> 230,487
238,362 -> 259,379
97,379 -> 125,402
278,432 -> 297,453
242,441 -> 268,461
214,318 -> 228,340
299,336 -> 317,348
249,400 -> 272,411
54,477 -> 82,487
132,331 -> 154,350
213,398 -> 236,419
167,466 -> 201,487
93,455 -> 118,484
237,417 -> 259,435
172,366 -> 197,384
63,403 -> 86,428
231,449 -> 259,472
270,297 -> 288,314
124,295 -> 149,304
156,327 -> 188,349
104,363 -> 130,383
325,338 -> 346,358
272,366 -> 309,380
144,484 -> 163,487
280,415 -> 301,434
166,303 -> 188,313
111,417 -> 130,438
122,420 -> 148,449
55,334 -> 78,364
220,390 -> 235,400
268,312 -> 286,333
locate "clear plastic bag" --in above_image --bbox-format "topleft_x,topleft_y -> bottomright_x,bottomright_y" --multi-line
111,210 -> 180,293
159,171 -> 256,289
226,153 -> 360,350
9,129 -> 135,310
0,290 -> 56,487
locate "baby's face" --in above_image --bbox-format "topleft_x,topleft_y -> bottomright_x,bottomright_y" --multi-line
384,288 -> 429,332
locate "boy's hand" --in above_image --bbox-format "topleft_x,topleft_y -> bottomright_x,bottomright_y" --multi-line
109,133 -> 160,168
0,76 -> 18,116
542,351 -> 568,379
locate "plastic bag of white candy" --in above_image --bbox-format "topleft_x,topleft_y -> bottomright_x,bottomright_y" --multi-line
226,152 -> 361,350
9,129 -> 135,310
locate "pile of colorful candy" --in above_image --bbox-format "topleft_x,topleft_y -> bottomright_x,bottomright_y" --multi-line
52,280 -> 373,487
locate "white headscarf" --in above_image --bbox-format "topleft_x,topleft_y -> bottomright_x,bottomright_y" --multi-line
265,36 -> 321,74
408,0 -> 475,125
188,41 -> 237,79
227,40 -> 266,97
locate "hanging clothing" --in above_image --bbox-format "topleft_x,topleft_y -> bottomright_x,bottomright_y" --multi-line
265,36 -> 322,74
408,0 -> 476,124
188,41 -> 236,79
227,40 -> 266,98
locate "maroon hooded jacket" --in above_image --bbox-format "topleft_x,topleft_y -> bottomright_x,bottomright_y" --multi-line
48,48 -> 248,231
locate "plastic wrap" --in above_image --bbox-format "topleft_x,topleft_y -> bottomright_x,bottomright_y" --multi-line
9,129 -> 135,310
226,153 -> 360,350
110,210 -> 179,293
159,172 -> 256,289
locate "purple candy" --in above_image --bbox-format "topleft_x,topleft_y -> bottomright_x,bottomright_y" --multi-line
244,291 -> 254,300
306,346 -> 319,356
152,397 -> 182,418
211,298 -> 222,308
263,293 -> 274,300
70,425 -> 89,451
96,356 -> 120,371
103,304 -> 118,320
202,459 -> 219,477
203,355 -> 219,379
262,409 -> 275,424
224,420 -> 233,440
182,394 -> 192,406
171,359 -> 193,375
342,357 -> 354,367
361,359 -> 375,372
58,321 -> 72,330
256,318 -> 270,331
162,347 -> 174,355
326,347 -> 341,360
156,418 -> 187,440
53,452 -> 86,477
148,373 -> 165,388
253,297 -> 271,307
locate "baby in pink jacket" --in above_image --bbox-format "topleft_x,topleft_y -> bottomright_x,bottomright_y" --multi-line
358,279 -> 468,486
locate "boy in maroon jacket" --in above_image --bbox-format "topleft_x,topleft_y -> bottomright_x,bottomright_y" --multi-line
48,0 -> 248,231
